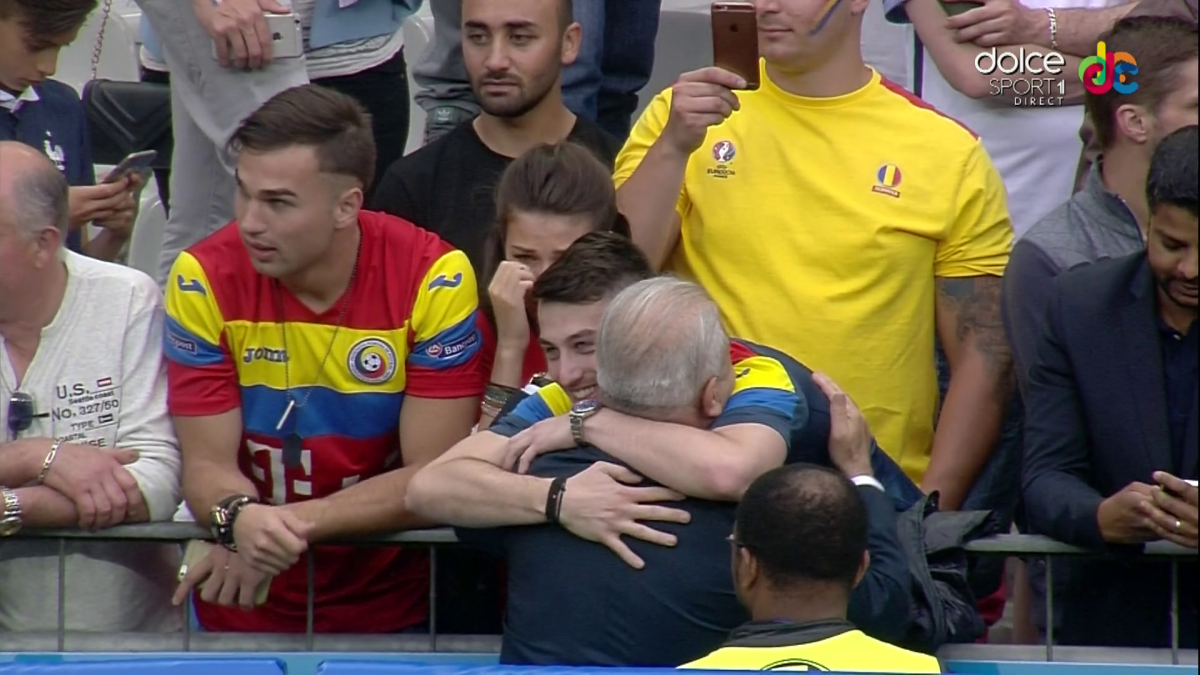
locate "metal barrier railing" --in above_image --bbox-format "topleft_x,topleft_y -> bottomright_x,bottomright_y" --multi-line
3,527 -> 1196,664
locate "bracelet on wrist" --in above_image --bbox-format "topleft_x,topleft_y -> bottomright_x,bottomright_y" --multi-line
545,476 -> 568,524
36,441 -> 61,485
211,494 -> 260,552
484,383 -> 520,409
480,400 -> 502,420
1045,7 -> 1059,50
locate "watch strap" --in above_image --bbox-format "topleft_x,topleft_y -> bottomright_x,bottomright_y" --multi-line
0,487 -> 23,537
570,411 -> 586,445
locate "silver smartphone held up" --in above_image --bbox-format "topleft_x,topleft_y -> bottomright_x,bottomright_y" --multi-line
212,13 -> 304,61
101,150 -> 157,184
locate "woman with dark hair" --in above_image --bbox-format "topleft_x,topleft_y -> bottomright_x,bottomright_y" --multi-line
477,141 -> 631,427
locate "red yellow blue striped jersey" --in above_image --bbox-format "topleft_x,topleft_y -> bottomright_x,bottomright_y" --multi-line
163,211 -> 485,633
491,340 -> 799,447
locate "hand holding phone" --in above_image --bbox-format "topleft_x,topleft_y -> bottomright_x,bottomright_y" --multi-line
1156,471 -> 1200,499
1148,472 -> 1198,548
712,2 -> 760,90
198,0 -> 297,69
662,68 -> 746,156
68,183 -> 136,229
102,150 -> 157,185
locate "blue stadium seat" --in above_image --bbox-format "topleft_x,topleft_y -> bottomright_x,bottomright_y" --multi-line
0,659 -> 285,675
316,665 -> 755,675
946,661 -> 1198,675
317,662 -> 487,675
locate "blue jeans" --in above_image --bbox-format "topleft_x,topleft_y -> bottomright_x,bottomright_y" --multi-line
564,0 -> 662,139
872,443 -> 925,512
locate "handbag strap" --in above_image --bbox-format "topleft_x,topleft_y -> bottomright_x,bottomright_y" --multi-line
90,0 -> 116,82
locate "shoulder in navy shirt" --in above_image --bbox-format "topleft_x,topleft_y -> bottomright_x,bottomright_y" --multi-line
0,79 -> 95,251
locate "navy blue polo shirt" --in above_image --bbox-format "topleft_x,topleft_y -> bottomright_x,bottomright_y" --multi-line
457,427 -> 745,666
0,79 -> 94,251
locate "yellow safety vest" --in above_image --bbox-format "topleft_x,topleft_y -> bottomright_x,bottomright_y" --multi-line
682,626 -> 940,673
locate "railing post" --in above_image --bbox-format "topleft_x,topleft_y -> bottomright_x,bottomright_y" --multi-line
57,538 -> 66,652
429,546 -> 439,652
1044,555 -> 1054,662
183,591 -> 192,652
306,550 -> 316,651
1170,560 -> 1179,665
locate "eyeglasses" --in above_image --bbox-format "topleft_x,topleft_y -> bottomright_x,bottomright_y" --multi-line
7,391 -> 36,440
725,533 -> 748,550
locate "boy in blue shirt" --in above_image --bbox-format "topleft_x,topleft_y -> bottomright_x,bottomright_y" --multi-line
0,0 -> 141,261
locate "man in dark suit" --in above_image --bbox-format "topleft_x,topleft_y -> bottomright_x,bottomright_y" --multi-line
1022,125 -> 1198,648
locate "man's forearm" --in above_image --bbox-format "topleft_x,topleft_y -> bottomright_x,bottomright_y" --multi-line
13,487 -> 78,529
907,0 -> 1084,102
1049,4 -> 1136,55
406,458 -> 551,527
930,276 -> 1014,511
183,458 -> 258,521
83,231 -> 130,263
285,465 -> 435,541
925,354 -> 1010,510
0,439 -> 50,486
616,140 -> 689,270
584,410 -> 753,501
15,486 -> 152,529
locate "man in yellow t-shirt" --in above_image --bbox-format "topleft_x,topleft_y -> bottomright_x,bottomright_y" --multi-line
681,464 -> 940,673
613,0 -> 1014,508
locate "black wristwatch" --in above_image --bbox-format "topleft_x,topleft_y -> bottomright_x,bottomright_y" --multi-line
210,494 -> 259,551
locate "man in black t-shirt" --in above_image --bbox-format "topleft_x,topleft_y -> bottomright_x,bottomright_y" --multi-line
370,0 -> 620,272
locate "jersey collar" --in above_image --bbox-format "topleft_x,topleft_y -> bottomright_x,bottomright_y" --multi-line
724,619 -> 856,648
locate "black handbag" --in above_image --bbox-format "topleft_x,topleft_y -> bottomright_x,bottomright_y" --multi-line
82,78 -> 174,169
78,0 -> 174,170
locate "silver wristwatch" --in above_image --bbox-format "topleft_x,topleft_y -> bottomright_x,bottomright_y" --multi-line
0,487 -> 22,537
569,399 -> 601,446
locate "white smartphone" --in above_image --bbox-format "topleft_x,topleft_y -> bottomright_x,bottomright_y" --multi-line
1186,480 -> 1199,489
212,13 -> 304,61
101,150 -> 157,184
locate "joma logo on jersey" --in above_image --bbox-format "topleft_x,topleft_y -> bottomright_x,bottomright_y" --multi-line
428,272 -> 464,290
244,347 -> 289,364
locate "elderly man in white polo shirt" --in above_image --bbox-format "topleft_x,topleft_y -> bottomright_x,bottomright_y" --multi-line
0,142 -> 182,633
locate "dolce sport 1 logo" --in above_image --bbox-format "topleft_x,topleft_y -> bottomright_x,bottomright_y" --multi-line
1079,42 -> 1137,94
974,47 -> 1067,106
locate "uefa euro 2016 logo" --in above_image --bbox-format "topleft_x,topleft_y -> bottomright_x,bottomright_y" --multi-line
1079,41 -> 1138,95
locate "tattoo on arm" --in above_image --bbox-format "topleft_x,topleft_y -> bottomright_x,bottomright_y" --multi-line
937,276 -> 1015,402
